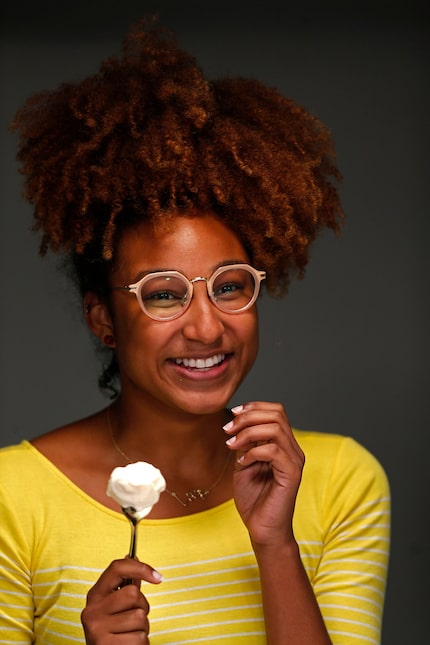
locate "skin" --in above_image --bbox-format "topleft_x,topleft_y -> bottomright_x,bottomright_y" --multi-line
35,213 -> 331,644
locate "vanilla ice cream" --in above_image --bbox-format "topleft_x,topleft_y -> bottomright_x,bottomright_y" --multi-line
107,461 -> 166,520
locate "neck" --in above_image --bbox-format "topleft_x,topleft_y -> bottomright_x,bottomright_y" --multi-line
107,397 -> 233,512
108,395 -> 231,471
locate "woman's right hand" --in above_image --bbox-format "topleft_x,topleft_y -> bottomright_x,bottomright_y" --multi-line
81,558 -> 163,644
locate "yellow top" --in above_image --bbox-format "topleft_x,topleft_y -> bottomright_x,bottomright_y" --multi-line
0,432 -> 390,644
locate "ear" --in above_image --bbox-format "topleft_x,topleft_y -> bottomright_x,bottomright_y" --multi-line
83,292 -> 116,348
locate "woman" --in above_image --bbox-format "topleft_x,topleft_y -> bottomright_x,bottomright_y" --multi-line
0,18 -> 390,645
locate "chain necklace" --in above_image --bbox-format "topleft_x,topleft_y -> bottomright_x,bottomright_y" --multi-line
107,407 -> 231,508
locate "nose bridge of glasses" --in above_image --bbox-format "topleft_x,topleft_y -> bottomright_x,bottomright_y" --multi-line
189,276 -> 208,286
189,275 -> 211,298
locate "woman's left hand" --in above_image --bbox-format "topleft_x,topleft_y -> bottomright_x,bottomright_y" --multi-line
224,401 -> 305,548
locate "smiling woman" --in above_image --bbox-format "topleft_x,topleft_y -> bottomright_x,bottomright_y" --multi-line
0,15 -> 389,645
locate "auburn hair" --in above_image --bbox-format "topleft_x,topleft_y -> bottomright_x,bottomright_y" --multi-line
12,17 -> 344,392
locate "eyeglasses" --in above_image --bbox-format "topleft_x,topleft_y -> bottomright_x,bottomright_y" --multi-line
111,263 -> 266,321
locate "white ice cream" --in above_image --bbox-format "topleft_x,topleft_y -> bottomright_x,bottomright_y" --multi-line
107,461 -> 166,520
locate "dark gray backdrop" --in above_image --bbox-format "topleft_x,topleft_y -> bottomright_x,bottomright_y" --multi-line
1,2 -> 429,643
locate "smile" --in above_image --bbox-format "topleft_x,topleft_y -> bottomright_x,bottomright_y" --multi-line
174,354 -> 226,369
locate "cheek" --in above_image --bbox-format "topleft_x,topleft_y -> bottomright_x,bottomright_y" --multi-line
238,312 -> 259,366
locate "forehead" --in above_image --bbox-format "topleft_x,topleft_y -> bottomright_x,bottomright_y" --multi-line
114,214 -> 249,277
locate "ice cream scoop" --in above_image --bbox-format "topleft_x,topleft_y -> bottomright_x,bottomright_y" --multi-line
107,461 -> 166,581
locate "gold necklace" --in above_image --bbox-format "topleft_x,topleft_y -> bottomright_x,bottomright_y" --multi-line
107,407 -> 231,508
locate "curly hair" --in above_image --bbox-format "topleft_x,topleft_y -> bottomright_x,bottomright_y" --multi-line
11,17 -> 344,394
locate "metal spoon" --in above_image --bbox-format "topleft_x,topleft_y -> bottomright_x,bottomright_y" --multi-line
120,506 -> 141,586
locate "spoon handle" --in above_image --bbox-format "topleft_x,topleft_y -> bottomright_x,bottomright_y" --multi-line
121,517 -> 138,587
128,517 -> 138,559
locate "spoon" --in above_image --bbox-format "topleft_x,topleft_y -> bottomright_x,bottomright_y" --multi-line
106,461 -> 166,586
120,506 -> 143,586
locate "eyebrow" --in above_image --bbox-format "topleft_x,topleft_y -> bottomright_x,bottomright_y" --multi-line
130,259 -> 248,283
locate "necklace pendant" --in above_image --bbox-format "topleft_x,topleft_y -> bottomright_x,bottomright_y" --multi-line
185,488 -> 210,503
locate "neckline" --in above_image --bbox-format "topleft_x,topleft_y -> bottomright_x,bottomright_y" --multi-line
22,439 -> 236,524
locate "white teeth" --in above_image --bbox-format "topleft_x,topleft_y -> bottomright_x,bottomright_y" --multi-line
175,354 -> 225,369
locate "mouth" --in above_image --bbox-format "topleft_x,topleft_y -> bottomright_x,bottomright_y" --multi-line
173,353 -> 227,370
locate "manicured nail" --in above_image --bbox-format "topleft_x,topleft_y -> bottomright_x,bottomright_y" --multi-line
152,569 -> 164,582
223,420 -> 233,431
231,405 -> 244,414
226,435 -> 236,446
237,454 -> 245,464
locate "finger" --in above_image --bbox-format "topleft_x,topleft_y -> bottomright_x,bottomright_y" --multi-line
110,606 -> 150,634
229,423 -> 303,461
87,559 -> 163,600
226,403 -> 291,436
231,401 -> 288,416
109,582 -> 150,616
225,404 -> 302,454
236,440 -> 304,474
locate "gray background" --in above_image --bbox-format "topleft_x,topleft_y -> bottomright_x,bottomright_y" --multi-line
1,1 -> 428,643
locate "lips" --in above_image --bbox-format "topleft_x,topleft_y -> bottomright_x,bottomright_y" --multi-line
174,353 -> 226,369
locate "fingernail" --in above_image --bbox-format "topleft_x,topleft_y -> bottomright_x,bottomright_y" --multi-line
152,569 -> 164,582
237,454 -> 245,464
223,420 -> 233,431
226,435 -> 236,446
231,405 -> 244,414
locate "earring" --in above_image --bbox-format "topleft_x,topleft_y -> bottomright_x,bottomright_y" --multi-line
103,334 -> 115,347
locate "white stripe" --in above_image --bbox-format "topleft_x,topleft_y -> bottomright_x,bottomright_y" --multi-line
148,576 -> 260,598
0,587 -> 33,599
330,629 -> 379,644
158,551 -> 255,572
42,615 -> 82,628
153,616 -> 264,637
317,580 -> 385,598
32,578 -> 95,587
151,602 -> 262,624
159,564 -> 259,584
326,615 -> 379,633
348,497 -> 390,513
160,631 -> 266,644
34,591 -> 87,601
154,589 -> 260,610
39,628 -> 83,643
323,544 -> 389,555
0,601 -> 33,610
35,564 -> 102,574
334,535 -> 390,549
0,571 -> 31,583
317,569 -> 386,584
335,521 -> 390,533
317,590 -> 383,610
320,557 -> 388,570
0,622 -> 32,629
319,602 -> 381,622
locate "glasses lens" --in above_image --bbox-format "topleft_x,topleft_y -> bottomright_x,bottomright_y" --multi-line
212,267 -> 257,312
138,274 -> 189,319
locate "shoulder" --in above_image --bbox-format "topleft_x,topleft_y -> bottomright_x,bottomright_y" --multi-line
30,409 -> 110,469
0,440 -> 39,474
0,441 -> 56,512
293,429 -> 390,497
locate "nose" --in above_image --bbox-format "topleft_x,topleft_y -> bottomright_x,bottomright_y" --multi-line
181,282 -> 225,343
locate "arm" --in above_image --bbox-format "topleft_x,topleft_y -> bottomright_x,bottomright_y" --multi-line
0,483 -> 34,643
224,402 -> 332,645
311,436 -> 390,643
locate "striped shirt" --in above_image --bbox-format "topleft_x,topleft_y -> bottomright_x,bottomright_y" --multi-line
0,432 -> 390,644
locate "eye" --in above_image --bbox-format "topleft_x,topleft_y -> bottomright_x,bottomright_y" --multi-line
140,275 -> 189,310
212,268 -> 255,302
144,290 -> 181,301
213,281 -> 242,299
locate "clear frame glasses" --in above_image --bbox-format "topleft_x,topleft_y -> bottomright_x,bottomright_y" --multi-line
111,263 -> 266,321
